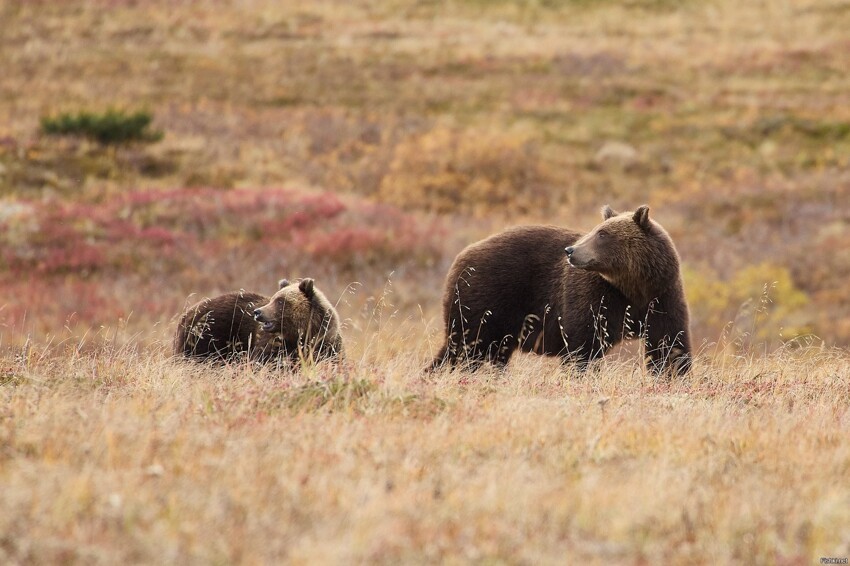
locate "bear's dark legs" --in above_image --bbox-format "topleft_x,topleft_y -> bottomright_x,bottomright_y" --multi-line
427,343 -> 450,372
558,350 -> 593,373
428,341 -> 488,372
482,336 -> 516,367
428,335 -> 516,372
645,342 -> 692,377
430,289 -> 527,372
645,323 -> 692,377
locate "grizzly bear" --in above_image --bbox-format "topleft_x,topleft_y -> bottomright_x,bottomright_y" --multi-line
430,205 -> 692,376
252,278 -> 344,364
173,289 -> 279,363
174,278 -> 343,366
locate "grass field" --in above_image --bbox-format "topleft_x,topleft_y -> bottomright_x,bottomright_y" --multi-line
1,0 -> 850,563
3,344 -> 850,563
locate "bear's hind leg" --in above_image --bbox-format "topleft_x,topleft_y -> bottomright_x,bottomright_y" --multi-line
428,339 -> 494,373
427,343 -> 452,372
483,335 -> 517,369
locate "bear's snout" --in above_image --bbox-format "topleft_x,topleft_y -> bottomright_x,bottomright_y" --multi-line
253,306 -> 269,323
253,307 -> 276,332
566,243 -> 594,269
566,245 -> 584,266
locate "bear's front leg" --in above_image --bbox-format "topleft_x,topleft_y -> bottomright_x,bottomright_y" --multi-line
644,329 -> 691,377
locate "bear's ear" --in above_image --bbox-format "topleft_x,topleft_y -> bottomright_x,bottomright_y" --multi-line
299,278 -> 315,299
633,205 -> 651,230
601,205 -> 617,220
278,278 -> 290,290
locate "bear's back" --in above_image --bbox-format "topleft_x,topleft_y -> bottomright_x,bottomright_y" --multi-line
445,225 -> 582,311
174,291 -> 268,360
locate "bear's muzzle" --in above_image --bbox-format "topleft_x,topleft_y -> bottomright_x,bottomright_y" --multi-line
253,308 -> 276,332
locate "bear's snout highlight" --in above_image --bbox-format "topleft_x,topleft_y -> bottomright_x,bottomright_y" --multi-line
565,245 -> 579,267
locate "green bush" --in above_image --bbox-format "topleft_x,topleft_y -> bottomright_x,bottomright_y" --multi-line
40,109 -> 163,145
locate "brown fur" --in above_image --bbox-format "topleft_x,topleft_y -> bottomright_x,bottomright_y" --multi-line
252,278 -> 344,364
173,290 -> 281,363
430,205 -> 692,376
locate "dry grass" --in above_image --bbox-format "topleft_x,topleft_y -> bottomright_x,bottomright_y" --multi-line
2,338 -> 849,564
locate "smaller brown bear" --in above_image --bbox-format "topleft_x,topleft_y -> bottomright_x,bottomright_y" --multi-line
252,278 -> 344,364
174,289 -> 279,363
174,278 -> 343,366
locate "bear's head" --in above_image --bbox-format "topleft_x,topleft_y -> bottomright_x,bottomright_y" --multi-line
565,205 -> 680,305
252,278 -> 318,343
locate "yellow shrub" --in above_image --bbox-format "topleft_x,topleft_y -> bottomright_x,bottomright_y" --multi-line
684,262 -> 813,348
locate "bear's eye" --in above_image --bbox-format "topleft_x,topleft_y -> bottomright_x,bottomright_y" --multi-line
597,231 -> 607,239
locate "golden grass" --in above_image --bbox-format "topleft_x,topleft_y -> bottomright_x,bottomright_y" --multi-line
2,335 -> 849,563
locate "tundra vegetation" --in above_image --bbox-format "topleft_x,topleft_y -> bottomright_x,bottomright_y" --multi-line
1,0 -> 849,563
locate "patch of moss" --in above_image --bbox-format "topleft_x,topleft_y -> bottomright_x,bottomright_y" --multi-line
41,110 -> 163,145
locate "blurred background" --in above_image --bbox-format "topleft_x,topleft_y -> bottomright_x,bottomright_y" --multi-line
0,0 -> 848,355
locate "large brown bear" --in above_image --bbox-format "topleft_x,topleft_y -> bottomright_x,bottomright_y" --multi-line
174,278 -> 343,366
430,205 -> 691,376
252,278 -> 344,364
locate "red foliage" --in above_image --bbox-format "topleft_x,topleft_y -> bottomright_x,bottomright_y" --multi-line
0,279 -> 124,334
0,187 -> 443,332
0,187 -> 441,281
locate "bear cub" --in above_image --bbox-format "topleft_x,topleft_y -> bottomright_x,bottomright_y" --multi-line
174,278 -> 343,366
431,205 -> 692,376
